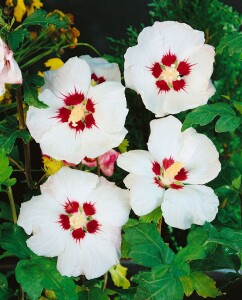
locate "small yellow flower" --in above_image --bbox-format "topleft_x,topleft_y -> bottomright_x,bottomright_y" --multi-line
109,263 -> 130,289
6,0 -> 43,22
42,155 -> 64,176
44,58 -> 64,70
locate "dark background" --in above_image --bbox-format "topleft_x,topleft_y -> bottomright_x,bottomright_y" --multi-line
44,0 -> 241,55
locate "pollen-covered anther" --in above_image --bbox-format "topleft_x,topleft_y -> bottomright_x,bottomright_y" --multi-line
163,161 -> 183,185
162,66 -> 180,84
69,211 -> 87,229
68,104 -> 88,127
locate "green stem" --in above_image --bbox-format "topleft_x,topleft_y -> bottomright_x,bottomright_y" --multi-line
157,216 -> 162,235
20,48 -> 55,69
61,42 -> 102,57
8,156 -> 25,172
7,187 -> 17,224
102,272 -> 108,290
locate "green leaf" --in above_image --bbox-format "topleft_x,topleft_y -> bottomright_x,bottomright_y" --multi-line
21,9 -> 67,29
0,202 -> 14,221
216,32 -> 242,56
179,276 -> 193,297
139,207 -> 162,224
0,273 -> 12,300
0,223 -> 34,259
0,148 -> 15,189
133,270 -> 184,300
124,223 -> 175,267
190,272 -> 221,298
78,287 -> 109,300
0,129 -> 31,154
182,103 -> 242,132
175,244 -> 206,264
23,73 -> 47,108
233,101 -> 242,115
118,139 -> 129,153
7,29 -> 28,52
16,257 -> 77,300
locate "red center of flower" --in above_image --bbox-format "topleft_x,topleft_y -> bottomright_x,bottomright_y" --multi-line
91,73 -> 106,85
152,157 -> 188,190
150,51 -> 192,93
56,90 -> 96,132
58,200 -> 100,242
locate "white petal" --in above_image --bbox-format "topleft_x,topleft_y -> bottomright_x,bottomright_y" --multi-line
80,126 -> 127,159
17,194 -> 62,235
27,224 -> 68,257
148,116 -> 184,162
88,82 -> 128,133
124,175 -> 163,216
179,131 -> 221,184
80,55 -> 121,82
41,167 -> 98,205
186,45 -> 215,91
162,185 -> 219,229
117,150 -> 155,176
26,106 -> 58,142
38,123 -> 84,164
81,234 -> 119,279
57,238 -> 84,277
90,177 -> 130,227
44,57 -> 91,98
39,89 -> 63,108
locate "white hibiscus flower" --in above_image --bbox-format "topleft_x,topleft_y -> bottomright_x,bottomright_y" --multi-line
124,21 -> 215,117
117,116 -> 221,229
80,55 -> 121,85
26,57 -> 128,164
17,167 -> 130,279
0,37 -> 22,96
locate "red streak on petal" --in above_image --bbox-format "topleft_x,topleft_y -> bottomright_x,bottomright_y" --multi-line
86,99 -> 95,113
174,168 -> 188,181
170,183 -> 184,190
98,76 -> 105,84
177,61 -> 191,76
59,214 -> 70,230
85,113 -> 96,129
72,228 -> 85,241
152,161 -> 161,176
162,157 -> 174,170
151,62 -> 162,78
156,80 -> 170,92
57,107 -> 70,123
154,177 -> 164,189
83,202 -> 96,216
64,91 -> 85,106
83,157 -> 96,163
86,220 -> 99,234
172,79 -> 186,92
91,73 -> 106,84
64,200 -> 79,214
161,52 -> 177,67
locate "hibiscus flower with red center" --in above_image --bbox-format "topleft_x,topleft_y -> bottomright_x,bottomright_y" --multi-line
124,21 -> 215,117
26,57 -> 128,164
117,116 -> 221,229
17,167 -> 130,279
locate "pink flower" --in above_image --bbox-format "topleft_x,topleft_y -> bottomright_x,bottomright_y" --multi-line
83,149 -> 120,176
0,38 -> 22,96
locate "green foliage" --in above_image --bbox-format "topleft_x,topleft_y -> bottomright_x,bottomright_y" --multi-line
0,148 -> 16,190
118,139 -> 129,153
180,272 -> 221,298
182,103 -> 242,132
0,223 -> 34,259
217,32 -> 242,56
21,9 -> 68,29
124,223 -> 175,267
139,207 -> 162,224
0,273 -> 12,300
16,257 -> 77,300
0,116 -> 31,154
78,287 -> 109,300
7,28 -> 28,52
23,73 -> 47,108
0,202 -> 16,221
133,270 -> 184,300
